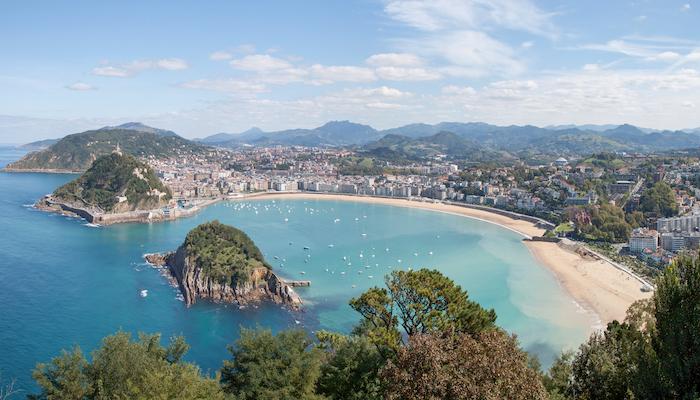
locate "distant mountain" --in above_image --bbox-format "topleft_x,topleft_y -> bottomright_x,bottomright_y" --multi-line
363,131 -> 510,162
5,128 -> 209,172
205,121 -> 382,147
198,127 -> 265,144
19,138 -> 59,150
99,122 -> 180,137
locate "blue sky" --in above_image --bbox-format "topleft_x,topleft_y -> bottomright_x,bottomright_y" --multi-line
1,0 -> 699,141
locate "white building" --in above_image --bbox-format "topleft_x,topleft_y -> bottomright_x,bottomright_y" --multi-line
629,228 -> 659,253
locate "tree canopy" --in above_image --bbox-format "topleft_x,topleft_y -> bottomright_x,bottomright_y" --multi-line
184,220 -> 269,284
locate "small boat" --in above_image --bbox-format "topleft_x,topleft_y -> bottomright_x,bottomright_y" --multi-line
428,251 -> 433,255
274,256 -> 280,260
359,254 -> 364,258
300,271 -> 306,275
303,246 -> 310,250
340,271 -> 346,275
355,217 -> 359,221
328,244 -> 335,248
284,218 -> 289,222
368,275 -> 374,279
139,289 -> 148,298
334,218 -> 340,223
361,233 -> 367,237
295,320 -> 301,325
385,248 -> 390,252
352,285 -> 357,288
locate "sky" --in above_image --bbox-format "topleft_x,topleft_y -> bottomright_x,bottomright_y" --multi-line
1,0 -> 700,142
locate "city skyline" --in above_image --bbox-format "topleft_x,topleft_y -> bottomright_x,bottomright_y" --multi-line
2,0 -> 700,142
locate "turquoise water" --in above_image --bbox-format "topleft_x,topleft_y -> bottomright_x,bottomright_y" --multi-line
0,148 -> 592,391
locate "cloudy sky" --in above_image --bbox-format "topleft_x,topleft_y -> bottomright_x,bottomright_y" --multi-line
2,0 -> 699,142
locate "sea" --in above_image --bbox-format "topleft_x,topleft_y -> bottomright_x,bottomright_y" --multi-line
0,146 -> 593,392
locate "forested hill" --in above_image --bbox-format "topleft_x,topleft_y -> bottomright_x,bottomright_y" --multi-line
5,128 -> 209,172
51,153 -> 171,212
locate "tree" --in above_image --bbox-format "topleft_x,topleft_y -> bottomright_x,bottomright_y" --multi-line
220,327 -> 324,400
653,253 -> 700,397
315,331 -> 384,400
382,331 -> 548,400
31,332 -> 223,400
349,269 -> 496,353
639,181 -> 678,217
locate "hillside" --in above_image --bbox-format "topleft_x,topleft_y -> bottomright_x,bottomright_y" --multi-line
145,221 -> 301,308
19,138 -> 59,150
201,120 -> 382,147
362,131 -> 511,162
6,127 -> 208,171
51,153 -> 171,212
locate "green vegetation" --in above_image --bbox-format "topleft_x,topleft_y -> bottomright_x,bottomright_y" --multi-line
30,332 -> 224,399
334,156 -> 386,175
568,203 -> 634,243
7,128 -> 208,171
639,181 -> 678,217
542,253 -> 700,399
31,268 -> 547,399
184,221 -> 269,284
220,328 -> 324,400
52,153 -> 171,212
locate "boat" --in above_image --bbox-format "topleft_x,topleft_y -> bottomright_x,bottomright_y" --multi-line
328,244 -> 335,248
139,289 -> 148,298
303,246 -> 310,250
274,256 -> 280,260
300,271 -> 306,275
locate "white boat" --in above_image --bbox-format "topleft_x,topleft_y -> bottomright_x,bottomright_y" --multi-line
328,244 -> 335,248
139,289 -> 148,298
300,271 -> 306,275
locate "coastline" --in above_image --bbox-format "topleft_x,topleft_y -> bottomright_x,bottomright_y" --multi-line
233,191 -> 652,329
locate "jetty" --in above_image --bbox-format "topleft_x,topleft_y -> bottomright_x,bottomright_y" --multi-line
282,280 -> 311,287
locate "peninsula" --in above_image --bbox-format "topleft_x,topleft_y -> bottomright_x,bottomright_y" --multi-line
35,152 -> 183,224
145,221 -> 303,309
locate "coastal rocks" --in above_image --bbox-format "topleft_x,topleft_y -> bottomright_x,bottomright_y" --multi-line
144,247 -> 303,310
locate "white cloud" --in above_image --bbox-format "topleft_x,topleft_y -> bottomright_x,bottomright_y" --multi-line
521,41 -> 534,48
92,58 -> 189,77
402,30 -> 523,76
180,79 -> 267,94
681,3 -> 691,11
365,52 -> 423,67
155,58 -> 189,70
365,102 -> 405,109
346,86 -> 412,98
210,51 -> 233,61
308,64 -> 377,84
65,82 -> 96,91
375,66 -> 441,81
384,0 -> 557,38
230,54 -> 293,71
441,85 -> 477,95
648,51 -> 682,62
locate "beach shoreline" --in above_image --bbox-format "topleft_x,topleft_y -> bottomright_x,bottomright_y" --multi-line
233,191 -> 652,329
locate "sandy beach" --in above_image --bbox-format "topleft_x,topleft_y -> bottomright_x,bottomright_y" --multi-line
235,191 -> 652,328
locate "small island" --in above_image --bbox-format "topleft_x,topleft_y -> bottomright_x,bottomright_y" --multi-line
145,221 -> 303,309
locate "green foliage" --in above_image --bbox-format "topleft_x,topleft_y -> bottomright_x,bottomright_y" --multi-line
639,181 -> 678,217
381,331 -> 548,400
315,332 -> 385,400
8,128 -> 207,171
31,332 -> 224,400
548,253 -> 700,399
572,203 -> 633,243
334,156 -> 386,175
653,253 -> 700,397
220,327 -> 324,400
350,269 -> 496,354
52,153 -> 171,212
184,220 -> 269,284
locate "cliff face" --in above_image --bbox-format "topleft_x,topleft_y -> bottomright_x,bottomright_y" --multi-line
145,247 -> 302,309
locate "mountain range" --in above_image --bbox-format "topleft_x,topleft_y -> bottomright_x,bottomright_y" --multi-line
197,121 -> 700,156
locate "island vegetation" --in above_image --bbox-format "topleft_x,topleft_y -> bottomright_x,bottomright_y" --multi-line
51,153 -> 171,213
146,221 -> 301,308
183,220 -> 270,284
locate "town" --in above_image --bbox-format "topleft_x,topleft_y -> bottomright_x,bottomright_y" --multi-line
145,145 -> 700,279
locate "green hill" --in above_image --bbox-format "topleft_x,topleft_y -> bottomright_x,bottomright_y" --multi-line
52,153 -> 172,212
183,221 -> 270,284
6,128 -> 208,172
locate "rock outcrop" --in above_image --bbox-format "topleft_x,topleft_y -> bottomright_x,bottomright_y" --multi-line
145,247 -> 303,309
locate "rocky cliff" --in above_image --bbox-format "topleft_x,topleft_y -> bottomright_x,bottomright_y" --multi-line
145,247 -> 302,309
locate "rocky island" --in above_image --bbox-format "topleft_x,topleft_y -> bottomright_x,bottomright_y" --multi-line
35,151 -> 180,224
145,221 -> 303,309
